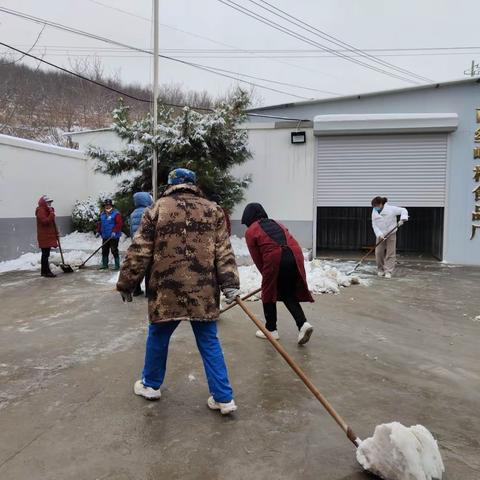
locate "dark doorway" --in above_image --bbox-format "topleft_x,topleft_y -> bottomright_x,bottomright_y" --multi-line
316,207 -> 444,259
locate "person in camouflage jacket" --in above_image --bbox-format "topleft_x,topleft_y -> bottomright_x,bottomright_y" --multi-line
117,168 -> 240,414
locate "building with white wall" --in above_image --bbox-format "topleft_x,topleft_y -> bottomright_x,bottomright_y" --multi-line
0,134 -> 119,261
42,78 -> 480,266
233,77 -> 480,265
63,128 -> 126,153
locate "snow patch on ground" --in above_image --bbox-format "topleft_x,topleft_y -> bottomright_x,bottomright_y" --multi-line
230,235 -> 250,257
60,231 -> 131,252
0,232 -> 131,273
0,233 -> 368,295
356,422 -> 444,480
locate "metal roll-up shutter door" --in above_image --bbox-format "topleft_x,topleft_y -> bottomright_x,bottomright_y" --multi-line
316,133 -> 448,207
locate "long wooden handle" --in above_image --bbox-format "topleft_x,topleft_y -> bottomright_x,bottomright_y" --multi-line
220,287 -> 262,314
236,298 -> 359,447
54,222 -> 66,264
354,224 -> 400,269
78,239 -> 110,268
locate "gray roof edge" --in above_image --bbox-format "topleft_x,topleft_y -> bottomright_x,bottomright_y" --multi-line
63,127 -> 114,136
247,77 -> 480,113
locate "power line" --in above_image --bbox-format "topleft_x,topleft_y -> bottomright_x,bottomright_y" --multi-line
84,0 -> 345,82
7,49 -> 480,59
216,0 -> 424,85
0,41 -> 153,104
0,41 -> 312,122
0,6 -> 318,100
251,0 -> 433,83
7,45 -> 480,53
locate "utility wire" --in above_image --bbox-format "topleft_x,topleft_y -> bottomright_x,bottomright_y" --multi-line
3,24 -> 46,65
0,41 -> 310,122
217,0 -> 423,85
84,0 -> 345,82
0,6 -> 316,100
251,0 -> 433,83
7,45 -> 480,53
9,50 -> 480,59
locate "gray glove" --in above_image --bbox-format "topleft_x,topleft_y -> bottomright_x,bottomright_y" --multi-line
223,288 -> 241,305
120,291 -> 133,303
397,220 -> 406,227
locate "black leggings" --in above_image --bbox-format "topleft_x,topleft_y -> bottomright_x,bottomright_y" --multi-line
41,247 -> 51,273
263,249 -> 307,332
101,238 -> 119,258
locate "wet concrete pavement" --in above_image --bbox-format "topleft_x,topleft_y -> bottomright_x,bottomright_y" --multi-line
0,261 -> 479,480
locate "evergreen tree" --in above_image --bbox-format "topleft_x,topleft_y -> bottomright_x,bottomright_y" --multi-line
88,90 -> 252,215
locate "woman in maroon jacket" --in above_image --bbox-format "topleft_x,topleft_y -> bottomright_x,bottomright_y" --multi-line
241,203 -> 314,345
36,195 -> 58,278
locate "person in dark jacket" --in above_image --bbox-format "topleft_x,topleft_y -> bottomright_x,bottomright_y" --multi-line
130,192 -> 153,296
97,199 -> 123,270
241,203 -> 314,345
36,195 -> 58,278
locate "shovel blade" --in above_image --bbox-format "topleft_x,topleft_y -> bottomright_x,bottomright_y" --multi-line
60,264 -> 74,273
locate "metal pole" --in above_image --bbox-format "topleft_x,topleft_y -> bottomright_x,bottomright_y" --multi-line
152,0 -> 159,201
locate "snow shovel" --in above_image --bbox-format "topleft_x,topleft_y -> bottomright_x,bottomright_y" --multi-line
231,297 -> 445,480
347,224 -> 400,275
77,238 -> 110,269
54,226 -> 74,273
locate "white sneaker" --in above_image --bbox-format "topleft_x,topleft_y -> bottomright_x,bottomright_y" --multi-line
134,380 -> 161,400
298,322 -> 314,345
255,329 -> 279,340
377,271 -> 385,277
207,396 -> 237,414
385,273 -> 392,279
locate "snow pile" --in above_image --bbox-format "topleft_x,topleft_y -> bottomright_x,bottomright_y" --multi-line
356,422 -> 444,480
236,259 -> 363,297
230,235 -> 250,258
0,253 -> 42,274
0,232 -> 131,273
0,234 -> 364,297
60,231 -> 131,252
306,259 -> 361,294
238,265 -> 262,297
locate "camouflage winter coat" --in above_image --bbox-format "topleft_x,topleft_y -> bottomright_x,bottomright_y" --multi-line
117,184 -> 239,323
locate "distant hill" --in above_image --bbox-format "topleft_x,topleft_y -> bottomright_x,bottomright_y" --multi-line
0,58 -> 216,147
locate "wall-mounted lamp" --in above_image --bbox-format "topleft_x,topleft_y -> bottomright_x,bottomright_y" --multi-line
291,131 -> 306,144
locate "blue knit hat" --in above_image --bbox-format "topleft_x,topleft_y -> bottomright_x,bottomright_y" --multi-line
168,168 -> 197,185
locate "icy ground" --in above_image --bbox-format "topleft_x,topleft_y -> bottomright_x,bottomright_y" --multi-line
0,232 -> 369,294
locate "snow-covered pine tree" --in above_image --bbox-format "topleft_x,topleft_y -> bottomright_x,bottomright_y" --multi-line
88,89 -> 252,213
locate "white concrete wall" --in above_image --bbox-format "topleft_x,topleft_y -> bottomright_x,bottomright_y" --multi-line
67,129 -> 126,152
232,125 -> 314,221
0,134 -> 120,260
231,125 -> 314,246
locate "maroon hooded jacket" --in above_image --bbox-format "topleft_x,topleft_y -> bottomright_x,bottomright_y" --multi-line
245,220 -> 313,304
36,197 -> 58,248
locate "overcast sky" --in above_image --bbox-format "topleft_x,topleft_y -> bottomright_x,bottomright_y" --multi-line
1,0 -> 479,106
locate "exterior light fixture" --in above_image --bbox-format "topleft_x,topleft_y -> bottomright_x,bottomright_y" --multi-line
291,131 -> 306,144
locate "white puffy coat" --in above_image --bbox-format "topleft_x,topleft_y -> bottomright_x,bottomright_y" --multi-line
372,203 -> 409,239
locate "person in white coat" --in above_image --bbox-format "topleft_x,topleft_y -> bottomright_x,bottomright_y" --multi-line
371,196 -> 409,278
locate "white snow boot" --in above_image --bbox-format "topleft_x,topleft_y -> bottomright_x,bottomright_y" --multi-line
385,272 -> 392,279
134,380 -> 161,400
298,322 -> 314,345
207,396 -> 237,414
377,271 -> 385,277
255,329 -> 279,340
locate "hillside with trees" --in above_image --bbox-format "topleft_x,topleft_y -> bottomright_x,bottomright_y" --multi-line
0,57 -> 220,146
